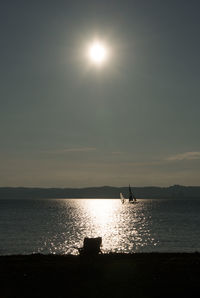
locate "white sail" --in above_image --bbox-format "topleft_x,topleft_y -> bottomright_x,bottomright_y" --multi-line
120,192 -> 126,204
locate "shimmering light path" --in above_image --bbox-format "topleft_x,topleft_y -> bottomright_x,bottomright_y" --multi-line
0,199 -> 200,255
68,199 -> 156,254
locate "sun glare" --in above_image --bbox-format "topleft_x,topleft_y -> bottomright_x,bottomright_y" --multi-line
88,41 -> 108,66
85,199 -> 116,224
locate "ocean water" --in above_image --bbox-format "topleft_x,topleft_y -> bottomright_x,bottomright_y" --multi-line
0,198 -> 200,255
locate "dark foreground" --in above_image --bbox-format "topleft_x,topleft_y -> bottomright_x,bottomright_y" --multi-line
0,253 -> 200,298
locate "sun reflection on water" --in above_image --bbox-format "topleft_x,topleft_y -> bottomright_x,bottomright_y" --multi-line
40,199 -> 158,255
83,199 -> 117,225
65,199 -> 157,254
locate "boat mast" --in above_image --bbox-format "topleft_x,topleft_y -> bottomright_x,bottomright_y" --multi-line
129,184 -> 136,202
129,184 -> 133,202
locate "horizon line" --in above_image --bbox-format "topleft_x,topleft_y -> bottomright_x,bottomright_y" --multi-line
0,184 -> 200,189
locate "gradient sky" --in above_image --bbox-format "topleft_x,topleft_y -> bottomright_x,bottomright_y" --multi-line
1,0 -> 200,187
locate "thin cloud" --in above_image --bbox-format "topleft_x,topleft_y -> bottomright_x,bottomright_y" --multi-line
43,147 -> 97,154
62,147 -> 96,153
167,152 -> 200,161
111,151 -> 123,155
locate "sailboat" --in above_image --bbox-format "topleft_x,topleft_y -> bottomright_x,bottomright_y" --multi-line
120,185 -> 137,204
128,184 -> 137,203
120,192 -> 125,204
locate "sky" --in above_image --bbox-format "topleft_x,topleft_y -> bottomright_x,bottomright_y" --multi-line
0,0 -> 200,187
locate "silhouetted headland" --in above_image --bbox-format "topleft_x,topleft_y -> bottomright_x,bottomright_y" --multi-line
1,185 -> 200,199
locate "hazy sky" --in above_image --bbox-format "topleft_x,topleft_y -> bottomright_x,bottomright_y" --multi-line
1,0 -> 200,187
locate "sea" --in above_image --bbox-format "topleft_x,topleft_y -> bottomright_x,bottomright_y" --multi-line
0,198 -> 200,255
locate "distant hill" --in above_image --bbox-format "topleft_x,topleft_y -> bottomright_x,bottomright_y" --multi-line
0,185 -> 200,199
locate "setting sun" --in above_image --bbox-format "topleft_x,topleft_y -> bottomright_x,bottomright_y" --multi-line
88,41 -> 108,66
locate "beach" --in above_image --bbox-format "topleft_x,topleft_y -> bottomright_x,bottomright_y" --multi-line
1,253 -> 200,298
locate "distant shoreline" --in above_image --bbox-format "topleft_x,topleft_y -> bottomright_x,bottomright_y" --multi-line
0,185 -> 200,199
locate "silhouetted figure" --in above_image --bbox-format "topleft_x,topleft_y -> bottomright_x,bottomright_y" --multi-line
78,237 -> 102,256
